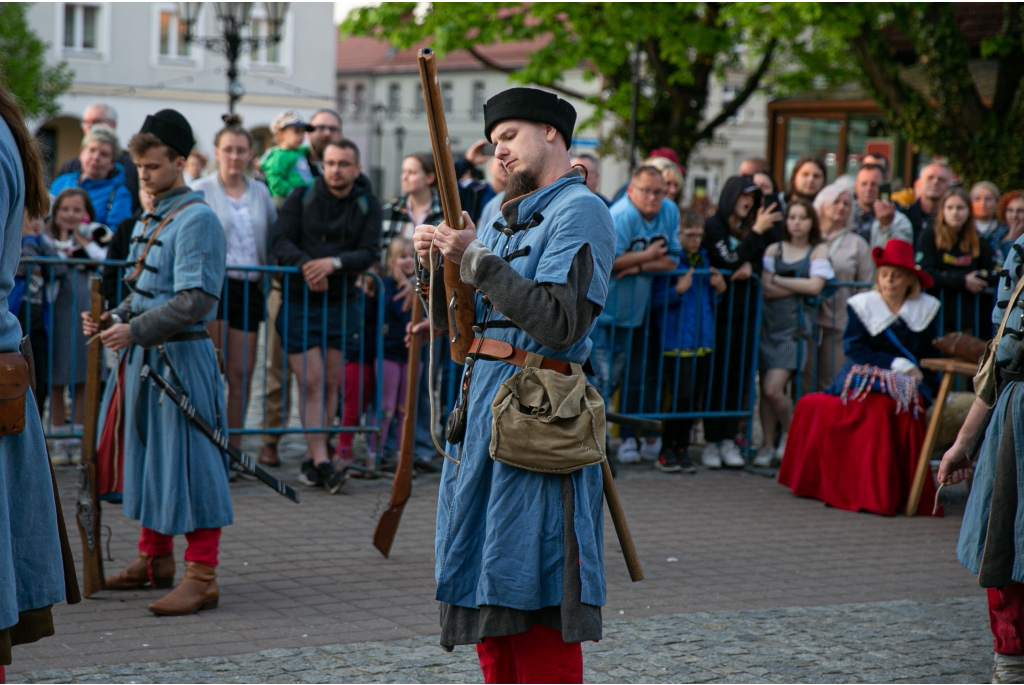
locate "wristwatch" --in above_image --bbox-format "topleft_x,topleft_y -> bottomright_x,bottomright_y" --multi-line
331,257 -> 343,272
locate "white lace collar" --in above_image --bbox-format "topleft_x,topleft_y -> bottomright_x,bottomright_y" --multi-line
847,290 -> 941,337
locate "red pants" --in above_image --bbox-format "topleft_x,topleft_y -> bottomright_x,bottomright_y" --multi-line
336,361 -> 376,458
990,583 -> 1024,655
476,624 -> 583,684
138,527 -> 221,567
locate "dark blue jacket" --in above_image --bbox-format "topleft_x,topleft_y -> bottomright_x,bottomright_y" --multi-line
382,276 -> 411,362
650,249 -> 717,353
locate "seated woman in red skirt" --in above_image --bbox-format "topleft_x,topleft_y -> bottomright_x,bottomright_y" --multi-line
778,238 -> 943,516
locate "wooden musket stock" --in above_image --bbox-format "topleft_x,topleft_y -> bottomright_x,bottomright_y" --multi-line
77,278 -> 106,596
373,295 -> 424,557
418,47 -> 477,364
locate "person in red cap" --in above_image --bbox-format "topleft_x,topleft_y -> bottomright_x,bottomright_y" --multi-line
778,238 -> 943,516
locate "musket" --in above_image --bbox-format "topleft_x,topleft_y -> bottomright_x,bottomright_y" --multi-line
76,278 -> 106,596
418,47 -> 477,364
373,294 -> 424,557
140,363 -> 300,503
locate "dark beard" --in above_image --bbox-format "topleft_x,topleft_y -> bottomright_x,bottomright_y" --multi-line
504,168 -> 540,202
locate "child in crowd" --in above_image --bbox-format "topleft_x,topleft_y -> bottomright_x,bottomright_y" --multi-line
755,199 -> 834,468
335,268 -> 380,474
260,110 -> 315,205
13,209 -> 65,416
651,209 -> 727,473
378,238 -> 418,468
46,188 -> 105,461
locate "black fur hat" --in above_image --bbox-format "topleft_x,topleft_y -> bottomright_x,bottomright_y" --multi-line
484,88 -> 576,150
139,109 -> 195,158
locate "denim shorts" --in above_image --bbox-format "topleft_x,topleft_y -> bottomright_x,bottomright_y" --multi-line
275,295 -> 364,355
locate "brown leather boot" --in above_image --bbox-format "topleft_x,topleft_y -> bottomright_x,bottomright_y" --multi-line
104,552 -> 175,590
147,562 -> 219,615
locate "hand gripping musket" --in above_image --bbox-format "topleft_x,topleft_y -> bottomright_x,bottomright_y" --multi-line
418,47 -> 477,364
373,294 -> 424,557
77,278 -> 107,596
140,359 -> 300,504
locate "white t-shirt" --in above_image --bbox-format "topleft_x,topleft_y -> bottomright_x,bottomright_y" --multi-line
225,194 -> 260,281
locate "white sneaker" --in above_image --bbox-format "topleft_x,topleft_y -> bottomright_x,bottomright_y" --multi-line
753,446 -> 775,468
639,437 -> 662,462
720,439 -> 745,468
617,437 -> 641,464
774,432 -> 788,460
66,439 -> 82,465
701,442 -> 722,469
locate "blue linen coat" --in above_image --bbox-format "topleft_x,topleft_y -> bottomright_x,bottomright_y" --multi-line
434,173 -> 615,612
50,163 -> 134,228
0,118 -> 66,631
96,188 -> 233,535
958,239 -> 1024,578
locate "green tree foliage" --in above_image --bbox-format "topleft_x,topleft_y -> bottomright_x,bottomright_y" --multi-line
744,3 -> 1024,188
0,3 -> 73,120
342,3 -> 779,166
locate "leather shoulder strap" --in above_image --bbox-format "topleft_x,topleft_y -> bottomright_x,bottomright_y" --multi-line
993,271 -> 1024,347
123,200 -> 202,283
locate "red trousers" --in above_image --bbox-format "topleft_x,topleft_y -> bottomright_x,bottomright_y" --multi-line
138,527 -> 221,567
476,624 -> 583,684
336,361 -> 376,458
990,583 -> 1024,655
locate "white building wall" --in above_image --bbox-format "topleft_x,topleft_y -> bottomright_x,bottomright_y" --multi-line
26,2 -> 335,166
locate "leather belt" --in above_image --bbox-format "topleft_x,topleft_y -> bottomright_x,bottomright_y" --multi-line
1001,368 -> 1024,384
471,337 -> 573,376
165,330 -> 210,343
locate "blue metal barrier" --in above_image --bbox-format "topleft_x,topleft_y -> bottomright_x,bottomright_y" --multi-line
20,258 -> 385,447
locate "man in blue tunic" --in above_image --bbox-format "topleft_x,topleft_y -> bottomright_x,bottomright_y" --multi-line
0,83 -> 78,678
413,88 -> 615,683
82,110 -> 232,616
940,238 -> 1024,683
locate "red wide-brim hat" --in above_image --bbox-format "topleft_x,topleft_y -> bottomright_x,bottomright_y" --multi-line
871,238 -> 934,289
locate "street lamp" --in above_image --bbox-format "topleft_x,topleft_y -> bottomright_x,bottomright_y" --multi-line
177,2 -> 289,113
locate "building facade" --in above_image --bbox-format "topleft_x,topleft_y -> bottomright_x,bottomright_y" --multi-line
336,36 -> 769,207
26,1 -> 336,180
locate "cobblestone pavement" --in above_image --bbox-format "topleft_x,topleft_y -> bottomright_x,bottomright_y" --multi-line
15,341 -> 990,681
12,597 -> 991,683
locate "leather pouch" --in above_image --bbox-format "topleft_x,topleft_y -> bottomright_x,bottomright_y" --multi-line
0,352 -> 29,436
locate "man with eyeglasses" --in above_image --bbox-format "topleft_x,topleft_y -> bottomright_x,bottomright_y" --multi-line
591,166 -> 680,464
58,102 -> 141,213
304,109 -> 344,178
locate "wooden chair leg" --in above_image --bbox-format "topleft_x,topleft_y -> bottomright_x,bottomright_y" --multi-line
906,372 -> 955,516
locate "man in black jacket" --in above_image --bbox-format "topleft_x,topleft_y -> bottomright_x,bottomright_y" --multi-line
270,139 -> 381,493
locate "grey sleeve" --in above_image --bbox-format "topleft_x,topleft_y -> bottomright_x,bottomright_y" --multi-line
462,241 -> 597,351
128,288 -> 219,348
110,293 -> 134,323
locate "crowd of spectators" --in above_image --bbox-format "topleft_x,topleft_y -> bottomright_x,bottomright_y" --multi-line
20,99 -> 1017,495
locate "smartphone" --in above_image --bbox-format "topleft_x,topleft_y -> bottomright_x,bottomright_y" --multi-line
879,182 -> 891,203
481,143 -> 496,156
762,194 -> 775,210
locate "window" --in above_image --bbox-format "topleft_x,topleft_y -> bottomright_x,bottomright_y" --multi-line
250,18 -> 280,65
441,82 -> 453,114
471,82 -> 486,120
64,4 -> 100,52
338,84 -> 350,119
158,9 -> 190,58
388,83 -> 401,120
354,83 -> 367,120
721,84 -> 742,125
414,84 -> 425,117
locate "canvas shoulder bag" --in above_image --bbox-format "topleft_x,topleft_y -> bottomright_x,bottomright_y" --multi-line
489,352 -> 606,474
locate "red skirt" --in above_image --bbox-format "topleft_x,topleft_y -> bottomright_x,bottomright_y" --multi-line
778,391 -> 941,516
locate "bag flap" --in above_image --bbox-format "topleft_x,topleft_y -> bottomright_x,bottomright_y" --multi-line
0,353 -> 29,400
513,367 -> 588,420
